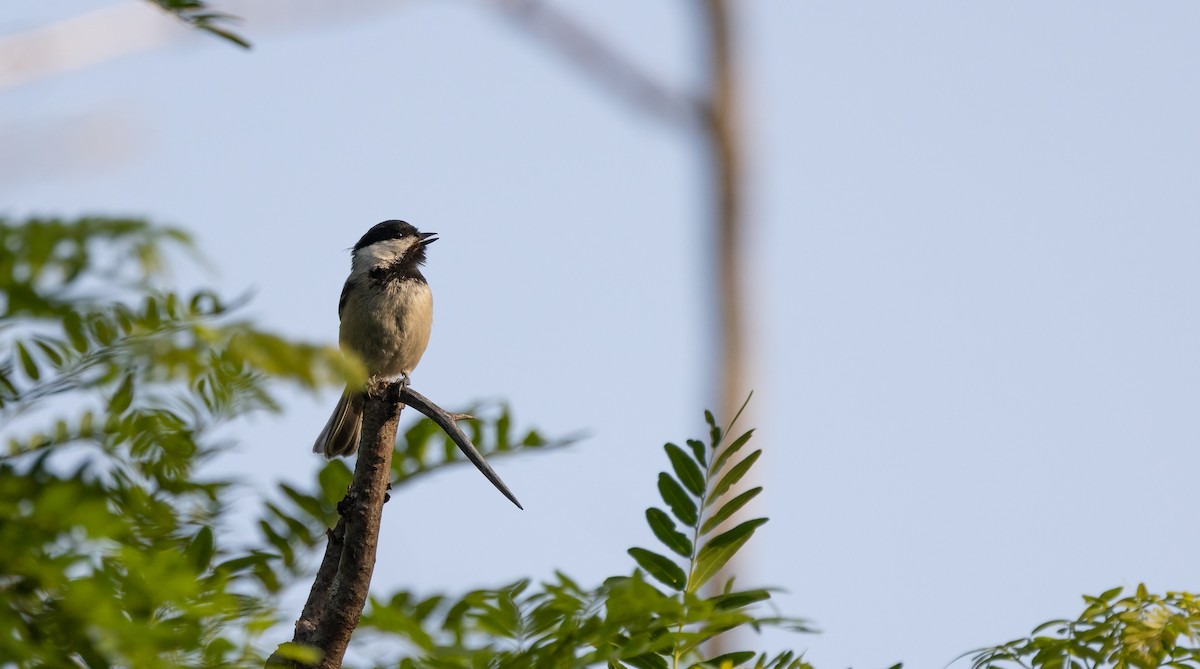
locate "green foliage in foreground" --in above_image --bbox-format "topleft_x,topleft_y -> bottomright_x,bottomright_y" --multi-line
1,217 -> 1197,668
146,0 -> 251,48
970,586 -> 1200,669
350,402 -> 811,669
0,217 -> 561,666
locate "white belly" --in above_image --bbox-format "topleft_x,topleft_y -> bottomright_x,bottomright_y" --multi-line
339,280 -> 433,378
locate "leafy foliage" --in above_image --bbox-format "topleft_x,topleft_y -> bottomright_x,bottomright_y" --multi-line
262,402 -> 572,566
389,400 -> 577,491
352,396 -> 814,669
0,217 -> 558,667
970,586 -> 1200,669
3,217 -> 1197,669
144,0 -> 251,48
0,217 -> 323,665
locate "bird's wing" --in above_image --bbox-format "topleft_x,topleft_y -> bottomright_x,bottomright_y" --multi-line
338,277 -> 356,321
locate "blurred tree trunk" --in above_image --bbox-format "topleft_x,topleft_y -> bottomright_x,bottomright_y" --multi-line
485,0 -> 750,436
488,0 -> 751,655
697,2 -> 747,656
699,0 -> 747,433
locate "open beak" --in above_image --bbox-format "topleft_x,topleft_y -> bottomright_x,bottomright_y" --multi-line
419,232 -> 439,246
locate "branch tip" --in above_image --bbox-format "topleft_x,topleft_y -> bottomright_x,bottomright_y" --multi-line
400,385 -> 523,510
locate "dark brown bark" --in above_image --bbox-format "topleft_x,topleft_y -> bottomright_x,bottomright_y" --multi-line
267,384 -> 520,668
293,518 -> 346,640
268,387 -> 402,668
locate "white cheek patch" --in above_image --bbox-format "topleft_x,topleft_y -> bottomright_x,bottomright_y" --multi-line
352,237 -> 416,272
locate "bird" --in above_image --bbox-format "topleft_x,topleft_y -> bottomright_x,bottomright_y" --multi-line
312,220 -> 522,509
313,220 -> 437,458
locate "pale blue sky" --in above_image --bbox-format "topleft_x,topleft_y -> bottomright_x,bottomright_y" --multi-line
3,2 -> 1198,668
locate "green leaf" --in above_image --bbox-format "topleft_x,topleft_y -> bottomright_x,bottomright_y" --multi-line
694,651 -> 755,668
645,507 -> 693,558
627,547 -> 686,590
725,392 -> 753,431
701,486 -> 762,532
64,311 -> 89,351
496,410 -> 512,451
0,371 -> 17,404
705,409 -> 721,446
412,594 -> 444,622
114,304 -> 134,334
522,429 -> 546,447
709,588 -> 770,610
110,373 -> 134,414
691,518 -> 768,592
189,290 -> 221,316
92,314 -> 116,345
711,429 -> 754,478
709,449 -> 761,502
144,295 -> 161,328
626,654 -> 670,669
1031,619 -> 1070,634
1097,586 -> 1124,603
318,460 -> 353,503
658,473 -> 698,526
215,551 -> 275,576
34,338 -> 64,367
271,642 -> 322,664
200,24 -> 252,49
665,442 -> 705,496
280,483 -> 327,522
16,342 -> 39,380
78,410 -> 96,437
186,526 -> 216,570
259,519 -> 294,567
687,438 -> 707,468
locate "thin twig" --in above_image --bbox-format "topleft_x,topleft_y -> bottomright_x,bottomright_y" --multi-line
399,385 -> 523,509
484,0 -> 702,129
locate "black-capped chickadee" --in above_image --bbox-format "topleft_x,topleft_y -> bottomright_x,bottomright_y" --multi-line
314,220 -> 437,457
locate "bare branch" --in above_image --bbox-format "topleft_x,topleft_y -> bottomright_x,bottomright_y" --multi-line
269,384 -> 402,668
399,385 -> 523,509
269,383 -> 522,667
292,519 -> 345,640
483,0 -> 702,129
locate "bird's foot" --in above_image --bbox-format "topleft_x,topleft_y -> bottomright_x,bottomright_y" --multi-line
393,375 -> 412,404
364,375 -> 410,403
365,376 -> 391,399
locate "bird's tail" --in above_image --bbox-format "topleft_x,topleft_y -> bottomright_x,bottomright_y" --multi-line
313,388 -> 365,457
